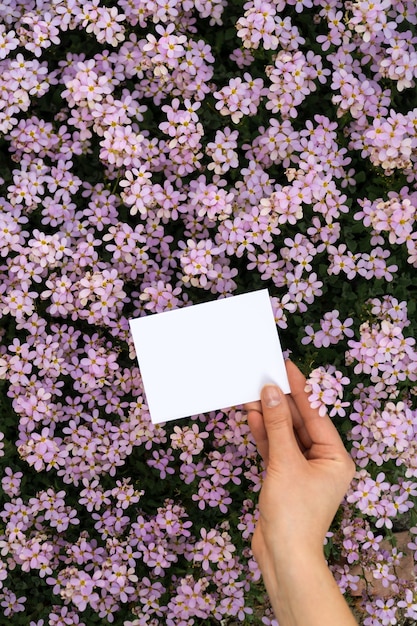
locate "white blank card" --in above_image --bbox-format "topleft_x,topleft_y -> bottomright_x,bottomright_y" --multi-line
129,289 -> 290,423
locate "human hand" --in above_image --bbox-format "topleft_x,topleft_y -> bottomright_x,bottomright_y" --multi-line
245,360 -> 355,570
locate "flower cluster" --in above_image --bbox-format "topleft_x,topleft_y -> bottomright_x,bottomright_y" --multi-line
0,1 -> 416,626
305,364 -> 350,418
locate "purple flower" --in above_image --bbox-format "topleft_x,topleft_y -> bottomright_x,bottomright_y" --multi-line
0,2 -> 416,623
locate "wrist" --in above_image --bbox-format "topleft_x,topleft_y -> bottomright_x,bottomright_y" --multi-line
255,522 -> 327,574
259,543 -> 328,586
256,547 -> 357,626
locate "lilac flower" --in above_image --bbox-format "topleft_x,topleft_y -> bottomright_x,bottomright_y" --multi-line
178,238 -> 224,287
302,310 -> 354,348
398,588 -> 417,619
305,366 -> 350,417
48,604 -> 87,625
0,588 -> 26,616
193,526 -> 236,572
166,575 -> 215,624
374,597 -> 398,625
0,25 -> 18,59
192,478 -> 232,513
229,47 -> 254,67
0,560 -> 7,589
147,448 -> 175,479
0,1 -> 416,623
170,423 -> 209,463
206,127 -> 240,174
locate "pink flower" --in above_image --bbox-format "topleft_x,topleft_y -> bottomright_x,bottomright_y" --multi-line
305,366 -> 350,417
1,468 -> 23,497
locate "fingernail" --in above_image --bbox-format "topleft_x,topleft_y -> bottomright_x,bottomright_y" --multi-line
263,385 -> 282,408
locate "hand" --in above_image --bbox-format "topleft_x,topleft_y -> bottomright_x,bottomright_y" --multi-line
246,360 -> 355,568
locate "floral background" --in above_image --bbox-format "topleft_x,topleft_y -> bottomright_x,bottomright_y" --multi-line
0,0 -> 417,625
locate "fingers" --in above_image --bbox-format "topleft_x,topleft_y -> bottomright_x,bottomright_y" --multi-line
247,393 -> 308,464
257,384 -> 301,466
247,384 -> 300,467
246,363 -> 308,465
246,359 -> 352,468
244,399 -> 262,414
286,392 -> 312,451
247,409 -> 270,466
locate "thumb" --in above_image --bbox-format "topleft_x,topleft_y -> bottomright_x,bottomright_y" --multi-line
261,385 -> 300,464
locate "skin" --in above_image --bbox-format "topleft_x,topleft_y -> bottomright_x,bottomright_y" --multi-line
245,360 -> 358,626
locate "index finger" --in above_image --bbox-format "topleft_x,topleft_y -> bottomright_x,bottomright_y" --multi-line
243,400 -> 262,414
